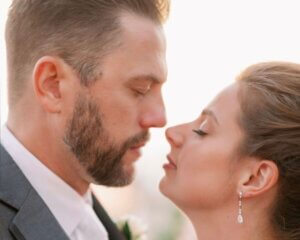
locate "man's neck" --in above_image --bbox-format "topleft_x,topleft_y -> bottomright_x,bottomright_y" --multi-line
6,119 -> 90,196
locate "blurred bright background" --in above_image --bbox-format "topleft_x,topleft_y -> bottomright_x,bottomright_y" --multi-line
1,1 -> 300,239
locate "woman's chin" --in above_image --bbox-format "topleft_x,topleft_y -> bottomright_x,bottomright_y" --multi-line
159,176 -> 167,193
159,176 -> 174,200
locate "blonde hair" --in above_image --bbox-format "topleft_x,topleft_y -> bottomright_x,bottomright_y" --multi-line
237,62 -> 300,240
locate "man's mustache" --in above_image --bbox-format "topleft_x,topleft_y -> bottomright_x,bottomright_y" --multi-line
124,131 -> 150,149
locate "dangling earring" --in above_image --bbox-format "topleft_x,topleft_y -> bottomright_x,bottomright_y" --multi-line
237,191 -> 244,224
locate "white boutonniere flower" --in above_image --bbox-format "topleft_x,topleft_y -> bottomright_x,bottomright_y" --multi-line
116,215 -> 148,240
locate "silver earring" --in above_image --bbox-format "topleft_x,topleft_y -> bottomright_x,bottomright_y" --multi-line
237,191 -> 244,224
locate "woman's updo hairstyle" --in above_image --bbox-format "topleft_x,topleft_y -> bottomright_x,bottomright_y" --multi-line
237,62 -> 300,240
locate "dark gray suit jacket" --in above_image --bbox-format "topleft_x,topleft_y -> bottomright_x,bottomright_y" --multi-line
0,144 -> 125,240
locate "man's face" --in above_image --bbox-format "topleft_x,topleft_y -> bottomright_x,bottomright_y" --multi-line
64,13 -> 167,186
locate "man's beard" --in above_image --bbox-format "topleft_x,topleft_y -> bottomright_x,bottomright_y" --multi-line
63,93 -> 149,187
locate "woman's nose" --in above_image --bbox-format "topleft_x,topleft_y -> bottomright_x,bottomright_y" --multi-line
165,125 -> 184,148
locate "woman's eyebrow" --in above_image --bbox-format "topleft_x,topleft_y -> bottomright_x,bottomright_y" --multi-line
201,109 -> 219,125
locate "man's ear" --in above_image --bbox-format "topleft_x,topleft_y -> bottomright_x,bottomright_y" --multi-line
238,159 -> 279,198
32,56 -> 70,113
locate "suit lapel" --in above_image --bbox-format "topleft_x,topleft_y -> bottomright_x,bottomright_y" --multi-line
0,144 -> 69,240
1,144 -> 125,240
92,194 -> 126,240
9,188 -> 69,240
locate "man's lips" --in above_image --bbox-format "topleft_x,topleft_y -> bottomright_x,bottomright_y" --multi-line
125,143 -> 146,163
130,142 -> 146,149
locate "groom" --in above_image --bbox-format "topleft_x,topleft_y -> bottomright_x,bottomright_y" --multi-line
0,0 -> 169,239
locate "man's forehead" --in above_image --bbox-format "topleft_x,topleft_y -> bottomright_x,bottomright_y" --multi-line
119,11 -> 164,43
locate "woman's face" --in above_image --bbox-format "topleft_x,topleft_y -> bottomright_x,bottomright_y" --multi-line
160,83 -> 245,210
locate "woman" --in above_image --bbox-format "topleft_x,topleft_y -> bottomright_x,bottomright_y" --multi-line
160,62 -> 300,240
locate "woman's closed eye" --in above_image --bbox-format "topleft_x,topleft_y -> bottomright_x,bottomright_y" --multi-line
193,129 -> 208,137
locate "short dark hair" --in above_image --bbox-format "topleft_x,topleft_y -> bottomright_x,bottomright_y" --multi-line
237,62 -> 300,240
5,0 -> 170,106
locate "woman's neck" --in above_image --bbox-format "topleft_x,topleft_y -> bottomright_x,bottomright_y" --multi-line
184,207 -> 276,240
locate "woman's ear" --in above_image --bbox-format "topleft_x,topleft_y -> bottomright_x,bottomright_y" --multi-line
238,159 -> 279,198
32,56 -> 70,113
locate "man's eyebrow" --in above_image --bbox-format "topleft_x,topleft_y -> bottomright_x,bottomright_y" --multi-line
202,109 -> 219,125
128,74 -> 165,84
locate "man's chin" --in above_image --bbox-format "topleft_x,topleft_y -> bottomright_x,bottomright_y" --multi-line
111,168 -> 135,187
123,161 -> 135,175
91,174 -> 134,187
88,163 -> 135,187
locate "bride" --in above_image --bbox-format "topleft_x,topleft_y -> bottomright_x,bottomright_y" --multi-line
160,62 -> 300,240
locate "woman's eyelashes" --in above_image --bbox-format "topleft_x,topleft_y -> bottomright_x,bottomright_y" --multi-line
193,129 -> 208,137
192,119 -> 210,137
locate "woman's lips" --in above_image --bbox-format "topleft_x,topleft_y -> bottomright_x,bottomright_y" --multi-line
163,154 -> 177,170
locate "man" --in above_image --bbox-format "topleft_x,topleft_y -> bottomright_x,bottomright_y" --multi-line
0,0 -> 169,239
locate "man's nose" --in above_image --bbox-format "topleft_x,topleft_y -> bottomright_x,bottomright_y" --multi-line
139,100 -> 167,129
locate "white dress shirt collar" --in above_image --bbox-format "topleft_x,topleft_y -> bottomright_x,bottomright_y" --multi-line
0,125 -> 108,239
